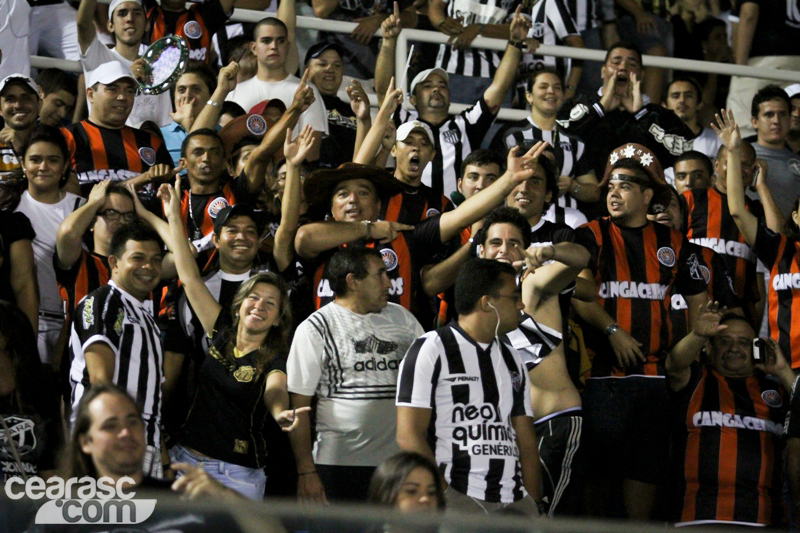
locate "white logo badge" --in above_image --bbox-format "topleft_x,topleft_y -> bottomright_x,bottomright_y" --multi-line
207,197 -> 229,218
381,248 -> 398,271
138,147 -> 156,167
183,20 -> 203,39
657,246 -> 676,268
246,114 -> 267,136
762,389 -> 782,408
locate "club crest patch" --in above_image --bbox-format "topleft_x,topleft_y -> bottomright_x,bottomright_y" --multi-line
207,197 -> 229,218
381,248 -> 398,271
657,246 -> 676,267
425,208 -> 440,218
762,389 -> 782,408
246,114 -> 267,136
138,147 -> 156,166
183,21 -> 203,39
234,365 -> 255,383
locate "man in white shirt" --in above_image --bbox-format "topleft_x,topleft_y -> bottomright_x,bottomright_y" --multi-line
287,247 -> 424,503
225,18 -> 327,161
76,0 -> 172,127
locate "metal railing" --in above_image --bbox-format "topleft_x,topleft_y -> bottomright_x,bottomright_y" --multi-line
29,9 -> 800,121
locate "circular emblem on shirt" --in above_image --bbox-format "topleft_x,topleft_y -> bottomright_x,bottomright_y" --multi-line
138,147 -> 156,166
699,265 -> 710,285
183,20 -> 203,39
762,389 -> 782,408
657,247 -> 676,268
425,208 -> 440,219
246,114 -> 267,136
207,197 -> 230,218
233,365 -> 255,383
380,248 -> 398,271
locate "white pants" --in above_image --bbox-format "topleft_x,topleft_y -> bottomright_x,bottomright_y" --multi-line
29,2 -> 80,61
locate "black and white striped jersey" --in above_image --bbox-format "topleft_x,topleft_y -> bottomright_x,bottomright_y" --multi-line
492,116 -> 591,178
519,0 -> 579,93
505,313 -> 562,370
396,322 -> 534,503
288,301 -> 424,466
435,0 -> 521,78
561,0 -> 600,31
394,99 -> 496,199
69,281 -> 164,447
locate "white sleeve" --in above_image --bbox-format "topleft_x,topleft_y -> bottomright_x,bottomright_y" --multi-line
81,36 -> 117,73
299,84 -> 330,135
286,319 -> 324,396
396,333 -> 440,408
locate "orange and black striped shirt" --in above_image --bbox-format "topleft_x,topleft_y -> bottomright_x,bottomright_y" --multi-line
673,363 -> 796,527
684,187 -> 763,315
754,221 -> 800,369
380,183 -> 454,225
312,216 -> 443,327
145,0 -> 227,63
575,218 -> 708,377
62,120 -> 172,198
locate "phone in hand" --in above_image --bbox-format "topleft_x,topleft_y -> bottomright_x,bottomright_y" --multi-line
752,337 -> 766,363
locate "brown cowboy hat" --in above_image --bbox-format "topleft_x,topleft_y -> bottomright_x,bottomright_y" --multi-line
304,163 -> 404,218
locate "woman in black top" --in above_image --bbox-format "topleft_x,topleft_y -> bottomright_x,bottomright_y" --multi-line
161,152 -> 309,499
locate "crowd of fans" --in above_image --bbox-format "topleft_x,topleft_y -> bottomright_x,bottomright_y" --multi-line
0,0 -> 800,528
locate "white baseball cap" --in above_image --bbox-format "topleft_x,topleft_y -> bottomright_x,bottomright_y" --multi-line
87,61 -> 137,88
786,84 -> 800,99
108,0 -> 143,20
0,74 -> 39,97
396,120 -> 435,145
409,68 -> 449,97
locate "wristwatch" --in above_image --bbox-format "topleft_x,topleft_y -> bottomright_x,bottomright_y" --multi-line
605,323 -> 620,336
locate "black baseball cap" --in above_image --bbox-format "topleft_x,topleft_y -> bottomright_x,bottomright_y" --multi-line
213,204 -> 265,235
304,42 -> 345,66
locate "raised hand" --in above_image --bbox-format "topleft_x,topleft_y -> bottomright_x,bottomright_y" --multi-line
509,5 -> 532,42
381,1 -> 403,39
86,179 -> 112,207
507,141 -> 548,184
284,125 -> 316,166
381,120 -> 397,152
158,175 -> 182,220
711,109 -> 741,150
692,301 -> 728,338
599,70 -> 621,111
217,61 -> 240,95
381,76 -> 404,115
170,96 -> 196,125
291,69 -> 316,113
346,80 -> 371,120
144,162 -> 185,185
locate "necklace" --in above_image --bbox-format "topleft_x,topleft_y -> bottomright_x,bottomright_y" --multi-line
187,191 -> 203,240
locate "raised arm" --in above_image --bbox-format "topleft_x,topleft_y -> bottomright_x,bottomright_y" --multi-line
56,180 -> 111,269
191,62 -> 239,132
295,219 -> 414,259
483,6 -> 530,112
274,126 -> 314,272
346,80 -> 373,159
76,0 -> 98,54
160,177 -> 222,335
519,242 -> 590,304
712,109 -> 758,247
124,180 -> 182,279
751,159 -> 786,232
734,2 -> 758,65
665,301 -> 726,391
438,142 -> 548,242
353,77 -> 403,164
375,2 -> 401,102
277,0 -> 299,75
243,71 -> 313,194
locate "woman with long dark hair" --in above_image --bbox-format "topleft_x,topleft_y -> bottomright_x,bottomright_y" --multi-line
158,130 -> 314,500
367,452 -> 445,511
0,301 -> 62,482
2,125 -> 84,369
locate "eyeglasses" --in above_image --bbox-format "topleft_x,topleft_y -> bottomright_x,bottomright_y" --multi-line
98,209 -> 136,222
492,292 -> 522,303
